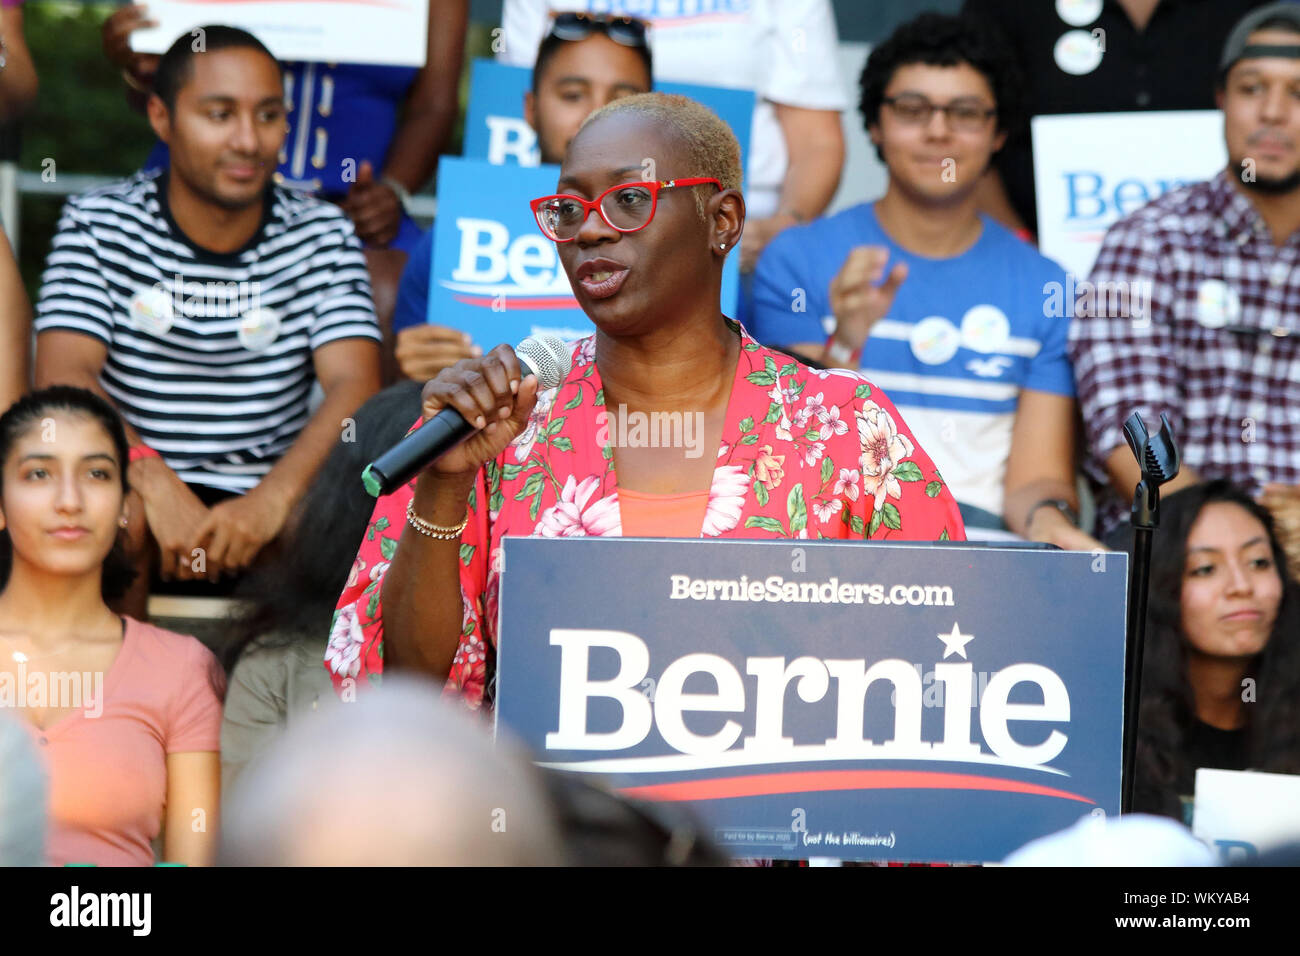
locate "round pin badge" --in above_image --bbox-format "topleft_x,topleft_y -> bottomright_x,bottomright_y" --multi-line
1195,280 -> 1240,330
129,284 -> 175,336
1054,29 -> 1104,76
1056,0 -> 1102,28
238,307 -> 282,352
910,315 -> 962,366
960,304 -> 1011,354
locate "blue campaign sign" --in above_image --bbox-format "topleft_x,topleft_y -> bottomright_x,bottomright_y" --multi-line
463,59 -> 755,172
429,156 -> 594,344
496,538 -> 1127,863
430,152 -> 740,342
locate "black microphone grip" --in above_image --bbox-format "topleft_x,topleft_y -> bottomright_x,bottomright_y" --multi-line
360,334 -> 572,498
361,406 -> 477,498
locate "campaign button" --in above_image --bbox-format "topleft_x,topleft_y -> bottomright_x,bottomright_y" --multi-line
1054,30 -> 1104,76
1194,279 -> 1240,329
960,304 -> 1011,354
1056,0 -> 1102,27
238,307 -> 282,352
910,316 -> 961,366
129,285 -> 174,336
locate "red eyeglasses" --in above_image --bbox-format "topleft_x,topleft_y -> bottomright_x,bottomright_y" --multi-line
530,178 -> 722,242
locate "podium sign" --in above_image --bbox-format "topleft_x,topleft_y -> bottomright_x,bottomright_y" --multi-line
496,537 -> 1126,863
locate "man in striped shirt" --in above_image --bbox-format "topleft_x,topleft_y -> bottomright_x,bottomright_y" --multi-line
34,27 -> 381,611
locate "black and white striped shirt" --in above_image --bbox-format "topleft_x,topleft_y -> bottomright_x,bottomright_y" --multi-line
35,170 -> 380,493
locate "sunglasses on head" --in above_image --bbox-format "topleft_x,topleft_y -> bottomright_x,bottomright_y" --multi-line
547,11 -> 650,48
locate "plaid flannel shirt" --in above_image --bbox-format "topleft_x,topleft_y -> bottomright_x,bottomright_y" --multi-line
1069,169 -> 1300,538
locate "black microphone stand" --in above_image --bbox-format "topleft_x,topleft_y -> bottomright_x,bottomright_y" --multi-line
1121,411 -> 1180,814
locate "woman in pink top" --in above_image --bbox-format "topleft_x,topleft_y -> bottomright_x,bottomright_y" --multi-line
0,386 -> 222,866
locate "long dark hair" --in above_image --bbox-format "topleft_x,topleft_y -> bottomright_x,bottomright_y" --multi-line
0,386 -> 136,601
222,381 -> 424,672
1132,480 -> 1300,817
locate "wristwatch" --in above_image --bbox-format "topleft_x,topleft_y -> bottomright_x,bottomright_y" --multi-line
1027,497 -> 1079,529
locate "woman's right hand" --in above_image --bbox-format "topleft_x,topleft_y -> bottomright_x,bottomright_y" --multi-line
102,4 -> 160,78
417,344 -> 540,480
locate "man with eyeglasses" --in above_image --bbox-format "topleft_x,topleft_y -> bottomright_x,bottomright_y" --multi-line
1070,3 -> 1300,551
389,11 -> 653,382
752,13 -> 1099,551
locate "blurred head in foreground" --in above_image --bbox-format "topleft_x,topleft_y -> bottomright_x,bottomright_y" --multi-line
1002,813 -> 1215,867
219,677 -> 564,866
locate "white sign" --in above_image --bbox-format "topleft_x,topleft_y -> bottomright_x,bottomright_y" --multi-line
130,0 -> 429,68
1192,767 -> 1300,863
1032,110 -> 1227,279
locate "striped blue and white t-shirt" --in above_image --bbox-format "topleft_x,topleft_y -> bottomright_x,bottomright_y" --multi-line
752,202 -> 1074,522
35,170 -> 380,493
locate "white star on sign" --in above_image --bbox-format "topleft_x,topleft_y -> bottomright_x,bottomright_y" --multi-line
938,623 -> 974,659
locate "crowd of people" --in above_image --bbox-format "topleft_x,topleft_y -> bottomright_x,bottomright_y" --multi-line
0,0 -> 1297,866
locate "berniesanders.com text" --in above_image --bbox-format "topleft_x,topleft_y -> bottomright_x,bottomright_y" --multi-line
668,574 -> 955,607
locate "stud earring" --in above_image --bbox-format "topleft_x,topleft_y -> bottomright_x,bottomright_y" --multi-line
720,242 -> 727,250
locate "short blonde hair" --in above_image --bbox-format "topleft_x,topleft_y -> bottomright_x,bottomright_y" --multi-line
577,92 -> 743,218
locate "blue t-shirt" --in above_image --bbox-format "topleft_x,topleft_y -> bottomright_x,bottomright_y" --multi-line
752,202 -> 1074,522
393,226 -> 435,333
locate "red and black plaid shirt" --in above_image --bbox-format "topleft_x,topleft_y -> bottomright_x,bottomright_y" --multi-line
1069,169 -> 1300,538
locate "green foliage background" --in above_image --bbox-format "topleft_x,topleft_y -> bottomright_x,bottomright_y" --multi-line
16,2 -> 153,292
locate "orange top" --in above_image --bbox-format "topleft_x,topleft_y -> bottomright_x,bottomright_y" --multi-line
618,488 -> 712,538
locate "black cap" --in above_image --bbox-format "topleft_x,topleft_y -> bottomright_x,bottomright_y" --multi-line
1219,2 -> 1300,78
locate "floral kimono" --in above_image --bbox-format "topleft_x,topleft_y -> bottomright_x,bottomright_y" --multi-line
327,321 -> 965,707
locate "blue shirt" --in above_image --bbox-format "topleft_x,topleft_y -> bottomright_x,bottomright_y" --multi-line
393,226 -> 435,333
752,202 -> 1074,521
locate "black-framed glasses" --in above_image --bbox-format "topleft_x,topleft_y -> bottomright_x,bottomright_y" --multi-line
882,94 -> 997,132
548,11 -> 649,48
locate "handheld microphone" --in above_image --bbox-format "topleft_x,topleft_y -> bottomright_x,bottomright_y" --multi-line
361,335 -> 572,498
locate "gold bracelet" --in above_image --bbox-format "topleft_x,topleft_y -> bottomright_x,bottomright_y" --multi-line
405,499 -> 468,540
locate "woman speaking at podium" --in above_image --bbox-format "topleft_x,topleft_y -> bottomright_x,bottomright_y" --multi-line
327,93 -> 965,706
